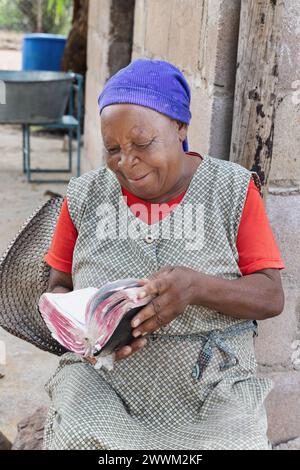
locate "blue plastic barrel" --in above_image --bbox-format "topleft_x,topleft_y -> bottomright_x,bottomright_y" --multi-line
22,33 -> 67,71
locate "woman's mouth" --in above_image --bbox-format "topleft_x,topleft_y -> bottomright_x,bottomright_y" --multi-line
127,172 -> 151,183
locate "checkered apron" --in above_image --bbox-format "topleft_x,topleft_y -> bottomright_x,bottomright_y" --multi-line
43,154 -> 273,450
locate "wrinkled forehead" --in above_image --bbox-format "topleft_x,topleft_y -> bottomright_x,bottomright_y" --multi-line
101,103 -> 174,141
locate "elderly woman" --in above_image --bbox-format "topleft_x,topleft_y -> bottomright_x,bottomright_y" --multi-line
43,59 -> 285,450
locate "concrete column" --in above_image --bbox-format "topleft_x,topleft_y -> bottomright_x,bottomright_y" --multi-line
83,0 -> 135,171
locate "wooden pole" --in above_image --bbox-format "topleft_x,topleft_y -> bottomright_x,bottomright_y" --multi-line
37,0 -> 43,32
230,0 -> 283,198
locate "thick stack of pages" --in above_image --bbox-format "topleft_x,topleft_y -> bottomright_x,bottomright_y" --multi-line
38,279 -> 152,364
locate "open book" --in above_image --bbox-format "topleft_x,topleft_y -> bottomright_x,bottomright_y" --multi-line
38,278 -> 153,370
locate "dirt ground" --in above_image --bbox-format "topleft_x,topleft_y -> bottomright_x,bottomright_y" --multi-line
0,30 -> 23,70
0,125 -> 80,443
0,31 -> 83,443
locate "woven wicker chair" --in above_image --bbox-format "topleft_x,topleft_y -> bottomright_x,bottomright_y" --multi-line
0,196 -> 67,355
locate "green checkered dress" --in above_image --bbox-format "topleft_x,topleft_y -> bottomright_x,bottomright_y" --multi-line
43,154 -> 273,450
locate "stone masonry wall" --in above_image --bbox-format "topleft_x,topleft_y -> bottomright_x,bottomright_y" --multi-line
132,0 -> 240,160
254,0 -> 300,446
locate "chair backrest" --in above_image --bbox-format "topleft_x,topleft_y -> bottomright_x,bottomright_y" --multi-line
0,196 -> 67,356
67,73 -> 83,124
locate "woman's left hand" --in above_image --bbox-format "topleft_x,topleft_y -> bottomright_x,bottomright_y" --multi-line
130,265 -> 195,337
113,266 -> 197,361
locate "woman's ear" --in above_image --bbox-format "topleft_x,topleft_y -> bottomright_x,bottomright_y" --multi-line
176,120 -> 188,144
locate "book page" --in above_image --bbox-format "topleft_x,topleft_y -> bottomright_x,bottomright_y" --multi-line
44,287 -> 98,326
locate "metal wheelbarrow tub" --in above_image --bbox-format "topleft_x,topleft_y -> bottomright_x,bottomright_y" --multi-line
0,70 -> 73,124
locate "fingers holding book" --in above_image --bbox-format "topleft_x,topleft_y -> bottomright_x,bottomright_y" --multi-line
83,356 -> 97,365
84,336 -> 147,366
131,266 -> 195,337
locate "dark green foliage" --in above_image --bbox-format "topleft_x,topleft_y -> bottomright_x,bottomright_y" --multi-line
0,0 -> 72,34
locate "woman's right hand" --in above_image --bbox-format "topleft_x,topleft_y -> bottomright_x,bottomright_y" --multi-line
83,336 -> 147,365
84,336 -> 148,365
84,356 -> 97,365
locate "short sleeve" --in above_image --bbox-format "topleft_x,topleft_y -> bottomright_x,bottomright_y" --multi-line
236,178 -> 285,275
43,196 -> 78,273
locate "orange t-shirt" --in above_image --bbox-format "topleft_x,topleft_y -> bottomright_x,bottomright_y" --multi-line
44,155 -> 285,275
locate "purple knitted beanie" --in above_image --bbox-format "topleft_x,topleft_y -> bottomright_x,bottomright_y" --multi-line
98,58 -> 192,151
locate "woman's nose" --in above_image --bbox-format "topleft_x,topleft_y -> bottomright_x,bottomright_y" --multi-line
117,151 -> 138,170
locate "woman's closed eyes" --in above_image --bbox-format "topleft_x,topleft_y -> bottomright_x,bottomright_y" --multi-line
105,139 -> 155,155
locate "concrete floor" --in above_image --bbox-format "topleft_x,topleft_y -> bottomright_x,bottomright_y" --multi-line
0,31 -> 82,444
0,124 -> 79,442
0,30 -> 23,70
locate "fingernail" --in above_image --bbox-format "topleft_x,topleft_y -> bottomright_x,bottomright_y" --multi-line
138,291 -> 146,299
132,319 -> 140,327
133,330 -> 141,337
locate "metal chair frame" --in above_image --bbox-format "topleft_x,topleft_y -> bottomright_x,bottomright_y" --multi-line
22,72 -> 83,183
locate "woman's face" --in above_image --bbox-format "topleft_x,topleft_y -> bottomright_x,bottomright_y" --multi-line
100,104 -> 188,201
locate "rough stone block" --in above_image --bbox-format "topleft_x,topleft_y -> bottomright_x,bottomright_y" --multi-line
276,0 -> 300,88
273,436 -> 300,450
132,0 -> 145,52
144,0 -> 172,58
269,0 -> 300,186
266,193 -> 300,287
210,95 -> 235,159
188,83 -> 212,154
262,371 -> 300,444
270,95 -> 300,186
168,0 -> 203,73
11,407 -> 48,450
255,289 -> 298,367
214,0 -> 240,93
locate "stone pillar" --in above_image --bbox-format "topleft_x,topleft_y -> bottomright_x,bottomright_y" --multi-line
132,0 -> 241,159
83,0 -> 135,171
